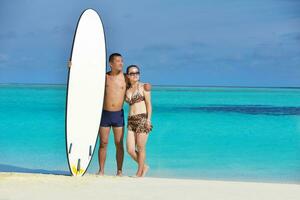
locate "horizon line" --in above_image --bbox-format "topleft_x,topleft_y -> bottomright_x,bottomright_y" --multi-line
0,82 -> 300,89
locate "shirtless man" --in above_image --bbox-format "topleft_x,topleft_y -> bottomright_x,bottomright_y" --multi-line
97,53 -> 127,176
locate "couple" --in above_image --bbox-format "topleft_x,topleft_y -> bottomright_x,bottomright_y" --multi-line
97,53 -> 153,177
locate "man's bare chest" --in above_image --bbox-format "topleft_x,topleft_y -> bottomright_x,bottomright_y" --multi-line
105,75 -> 126,91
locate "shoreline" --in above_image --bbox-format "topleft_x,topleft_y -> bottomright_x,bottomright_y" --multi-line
1,163 -> 299,185
1,172 -> 299,200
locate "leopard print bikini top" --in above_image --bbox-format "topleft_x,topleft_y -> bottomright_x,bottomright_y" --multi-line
125,83 -> 145,105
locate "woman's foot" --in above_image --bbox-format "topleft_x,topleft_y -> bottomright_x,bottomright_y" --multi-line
96,170 -> 104,176
142,164 -> 149,177
134,173 -> 143,178
135,164 -> 149,177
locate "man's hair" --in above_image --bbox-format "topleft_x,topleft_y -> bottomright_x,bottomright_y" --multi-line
109,53 -> 122,62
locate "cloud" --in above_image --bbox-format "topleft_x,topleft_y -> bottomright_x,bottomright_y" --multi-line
128,34 -> 300,74
280,32 -> 300,41
0,31 -> 17,40
123,13 -> 133,19
50,25 -> 73,35
22,25 -> 73,38
0,53 -> 8,62
125,42 -> 215,71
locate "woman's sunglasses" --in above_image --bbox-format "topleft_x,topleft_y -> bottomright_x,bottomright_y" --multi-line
128,71 -> 140,76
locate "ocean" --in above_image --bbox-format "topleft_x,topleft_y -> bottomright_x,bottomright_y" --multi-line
0,84 -> 299,183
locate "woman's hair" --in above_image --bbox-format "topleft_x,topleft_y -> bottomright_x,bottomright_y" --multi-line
126,65 -> 140,74
126,65 -> 140,88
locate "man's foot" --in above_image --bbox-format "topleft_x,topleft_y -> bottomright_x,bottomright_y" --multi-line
116,170 -> 123,177
142,164 -> 149,177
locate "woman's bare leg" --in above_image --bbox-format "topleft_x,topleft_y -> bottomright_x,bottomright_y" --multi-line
126,130 -> 138,161
136,132 -> 149,177
127,130 -> 149,176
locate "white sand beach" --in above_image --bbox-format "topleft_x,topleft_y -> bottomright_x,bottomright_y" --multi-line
0,172 -> 299,200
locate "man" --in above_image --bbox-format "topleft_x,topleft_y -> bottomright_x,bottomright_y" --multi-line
97,53 -> 128,176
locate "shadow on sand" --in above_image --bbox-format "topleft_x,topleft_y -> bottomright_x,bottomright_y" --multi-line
0,163 -> 70,176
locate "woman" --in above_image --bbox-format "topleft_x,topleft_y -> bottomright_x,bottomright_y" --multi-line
125,64 -> 153,177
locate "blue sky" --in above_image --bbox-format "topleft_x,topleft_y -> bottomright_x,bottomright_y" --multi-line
0,0 -> 300,86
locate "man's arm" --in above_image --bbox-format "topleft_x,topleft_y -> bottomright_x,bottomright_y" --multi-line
68,60 -> 72,68
124,73 -> 130,89
144,83 -> 152,91
143,83 -> 152,122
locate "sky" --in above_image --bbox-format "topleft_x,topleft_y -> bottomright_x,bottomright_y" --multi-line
0,0 -> 300,87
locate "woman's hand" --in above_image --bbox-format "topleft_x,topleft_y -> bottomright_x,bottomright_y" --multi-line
145,120 -> 153,131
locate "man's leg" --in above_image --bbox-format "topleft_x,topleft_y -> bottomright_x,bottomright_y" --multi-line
97,126 -> 110,175
112,126 -> 124,176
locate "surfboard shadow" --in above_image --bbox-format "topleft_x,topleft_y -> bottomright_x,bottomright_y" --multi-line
0,163 -> 70,176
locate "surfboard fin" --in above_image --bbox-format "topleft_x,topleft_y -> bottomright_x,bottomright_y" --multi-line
68,143 -> 72,154
89,145 -> 92,157
76,159 -> 81,175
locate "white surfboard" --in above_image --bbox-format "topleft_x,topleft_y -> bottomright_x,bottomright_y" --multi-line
65,8 -> 106,176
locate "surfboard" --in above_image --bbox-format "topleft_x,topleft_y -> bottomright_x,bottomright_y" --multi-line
65,8 -> 106,176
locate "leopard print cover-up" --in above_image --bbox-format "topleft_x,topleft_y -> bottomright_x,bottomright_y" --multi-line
127,113 -> 153,134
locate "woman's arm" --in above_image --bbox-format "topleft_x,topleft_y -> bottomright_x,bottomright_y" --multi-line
143,83 -> 152,121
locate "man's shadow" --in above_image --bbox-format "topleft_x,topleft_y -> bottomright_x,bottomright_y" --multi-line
0,163 -> 70,176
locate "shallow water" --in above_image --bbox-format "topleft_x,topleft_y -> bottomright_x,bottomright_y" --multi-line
0,84 -> 299,183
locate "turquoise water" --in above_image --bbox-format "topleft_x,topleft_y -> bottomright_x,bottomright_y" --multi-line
0,84 -> 300,183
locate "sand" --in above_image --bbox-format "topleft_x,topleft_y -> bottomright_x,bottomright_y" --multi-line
0,172 -> 299,200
